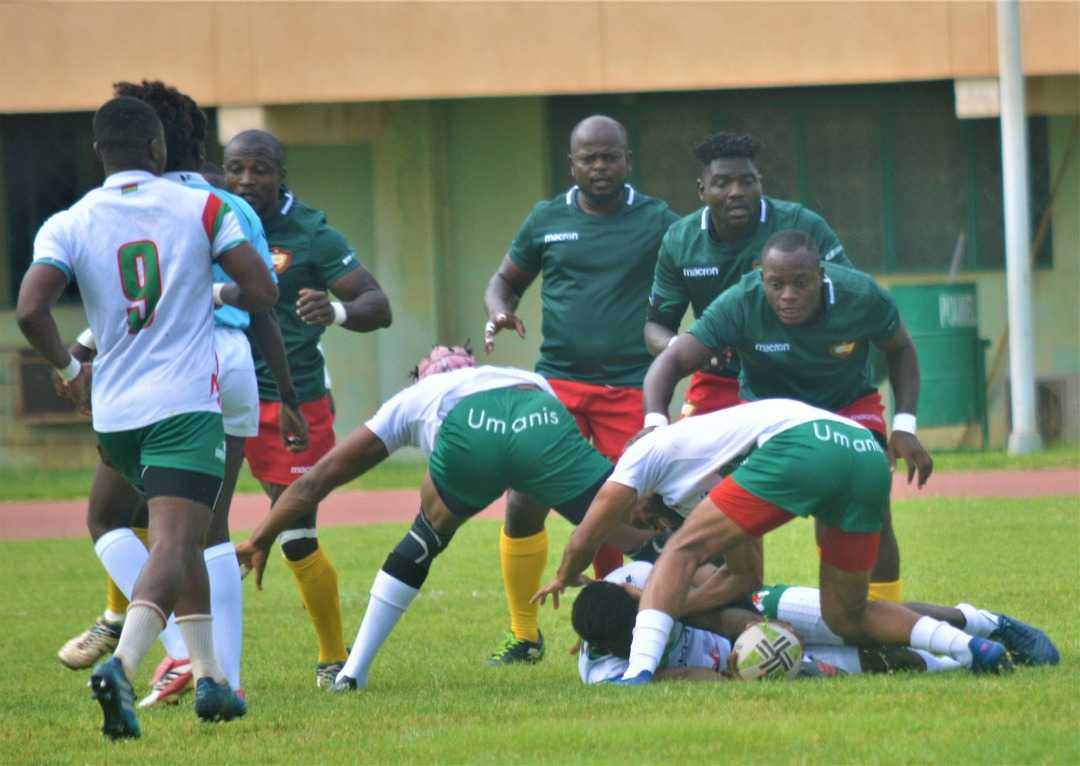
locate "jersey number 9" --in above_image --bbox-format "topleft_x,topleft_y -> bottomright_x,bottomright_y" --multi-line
118,240 -> 162,334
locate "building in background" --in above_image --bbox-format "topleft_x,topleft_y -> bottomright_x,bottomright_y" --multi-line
0,2 -> 1077,464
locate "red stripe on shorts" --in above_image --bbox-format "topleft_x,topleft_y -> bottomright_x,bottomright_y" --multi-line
836,391 -> 886,436
708,476 -> 794,537
819,527 -> 881,573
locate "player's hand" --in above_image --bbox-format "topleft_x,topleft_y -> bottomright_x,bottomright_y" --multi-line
887,431 -> 933,488
295,288 -> 336,326
531,572 -> 591,609
55,364 -> 92,415
279,401 -> 309,453
235,539 -> 271,591
483,311 -> 526,354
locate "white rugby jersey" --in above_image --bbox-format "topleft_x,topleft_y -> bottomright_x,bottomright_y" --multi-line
365,366 -> 554,456
32,170 -> 246,432
610,399 -> 859,516
578,562 -> 731,683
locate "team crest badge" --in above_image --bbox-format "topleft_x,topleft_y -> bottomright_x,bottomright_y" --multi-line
270,247 -> 293,274
828,340 -> 857,358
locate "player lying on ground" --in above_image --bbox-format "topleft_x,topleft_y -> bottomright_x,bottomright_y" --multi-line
535,398 -> 1057,682
235,347 -> 656,690
56,80 -> 306,711
573,561 -> 1056,683
17,97 -> 277,738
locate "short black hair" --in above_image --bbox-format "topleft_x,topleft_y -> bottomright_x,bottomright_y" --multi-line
227,129 -> 287,169
92,96 -> 163,154
571,581 -> 638,659
762,229 -> 820,259
692,131 -> 761,167
113,80 -> 206,172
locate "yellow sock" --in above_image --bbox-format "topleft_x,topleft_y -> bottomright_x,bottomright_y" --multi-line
499,528 -> 548,642
868,579 -> 903,602
284,547 -> 347,663
103,527 -> 148,616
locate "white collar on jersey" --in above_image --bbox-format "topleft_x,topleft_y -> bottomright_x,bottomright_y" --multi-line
565,184 -> 635,207
823,274 -> 836,305
102,170 -> 157,189
280,190 -> 295,215
163,171 -> 208,185
699,198 -> 768,230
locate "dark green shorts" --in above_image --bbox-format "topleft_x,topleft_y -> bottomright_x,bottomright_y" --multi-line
96,411 -> 226,493
731,420 -> 890,534
429,387 -> 612,517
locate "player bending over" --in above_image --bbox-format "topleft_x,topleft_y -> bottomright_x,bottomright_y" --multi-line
536,399 -> 1054,682
236,347 -> 653,690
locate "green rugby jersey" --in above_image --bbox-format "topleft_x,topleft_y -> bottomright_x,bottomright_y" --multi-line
253,189 -> 360,402
688,262 -> 900,410
650,197 -> 848,377
509,185 -> 678,387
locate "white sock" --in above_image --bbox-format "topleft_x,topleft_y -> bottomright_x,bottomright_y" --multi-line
804,645 -> 862,674
339,571 -> 419,687
775,587 -> 845,646
176,614 -> 225,682
955,603 -> 1001,638
115,602 -> 166,680
93,528 -> 189,659
913,650 -> 963,673
624,609 -> 674,678
205,542 -> 243,689
909,616 -> 974,667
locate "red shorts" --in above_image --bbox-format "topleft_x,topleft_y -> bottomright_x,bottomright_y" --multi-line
682,371 -> 742,418
547,379 -> 643,461
709,477 -> 881,573
244,394 -> 336,486
836,391 -> 886,438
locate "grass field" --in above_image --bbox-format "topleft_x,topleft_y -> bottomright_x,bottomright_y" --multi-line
0,495 -> 1076,764
0,445 -> 1076,502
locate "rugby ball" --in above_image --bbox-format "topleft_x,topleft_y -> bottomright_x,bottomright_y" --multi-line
729,622 -> 803,680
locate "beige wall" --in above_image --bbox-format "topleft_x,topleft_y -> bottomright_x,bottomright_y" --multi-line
2,1 -> 1078,114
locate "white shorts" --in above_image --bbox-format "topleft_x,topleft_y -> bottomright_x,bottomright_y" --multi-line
215,326 -> 259,438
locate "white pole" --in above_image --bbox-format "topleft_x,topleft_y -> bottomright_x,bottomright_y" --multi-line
997,0 -> 1043,454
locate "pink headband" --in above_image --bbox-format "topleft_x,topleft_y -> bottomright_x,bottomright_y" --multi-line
416,345 -> 476,380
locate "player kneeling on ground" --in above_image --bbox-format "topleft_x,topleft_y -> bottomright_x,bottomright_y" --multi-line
236,346 -> 654,691
536,399 -> 1055,682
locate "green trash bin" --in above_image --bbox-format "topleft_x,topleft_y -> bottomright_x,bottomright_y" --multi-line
890,283 -> 989,447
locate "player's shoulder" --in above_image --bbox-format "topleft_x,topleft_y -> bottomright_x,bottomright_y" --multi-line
766,196 -> 830,229
661,207 -> 706,245
824,262 -> 892,305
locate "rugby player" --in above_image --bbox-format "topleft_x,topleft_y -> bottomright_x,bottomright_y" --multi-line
482,115 -> 679,663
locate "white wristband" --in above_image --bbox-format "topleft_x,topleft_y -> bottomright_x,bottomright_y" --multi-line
666,335 -> 679,349
76,327 -> 96,351
892,413 -> 917,435
57,356 -> 81,383
330,301 -> 347,326
644,412 -> 669,429
212,283 -> 226,307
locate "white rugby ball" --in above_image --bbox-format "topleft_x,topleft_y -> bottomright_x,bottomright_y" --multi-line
730,621 -> 803,680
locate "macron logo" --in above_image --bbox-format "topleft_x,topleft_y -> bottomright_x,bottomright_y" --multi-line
544,232 -> 579,243
755,342 -> 791,352
683,266 -> 720,278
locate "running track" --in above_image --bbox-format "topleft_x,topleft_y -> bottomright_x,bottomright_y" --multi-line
1,469 -> 1076,541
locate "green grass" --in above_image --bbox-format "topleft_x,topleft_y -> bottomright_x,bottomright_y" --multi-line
0,459 -> 429,502
0,447 -> 1076,502
1,497 -> 1077,763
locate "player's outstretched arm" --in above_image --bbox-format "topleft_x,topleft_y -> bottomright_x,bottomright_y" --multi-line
217,242 -> 279,312
533,481 -> 638,608
16,263 -> 91,411
483,255 -> 535,353
236,425 -> 390,587
876,323 -> 933,488
641,334 -> 713,423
